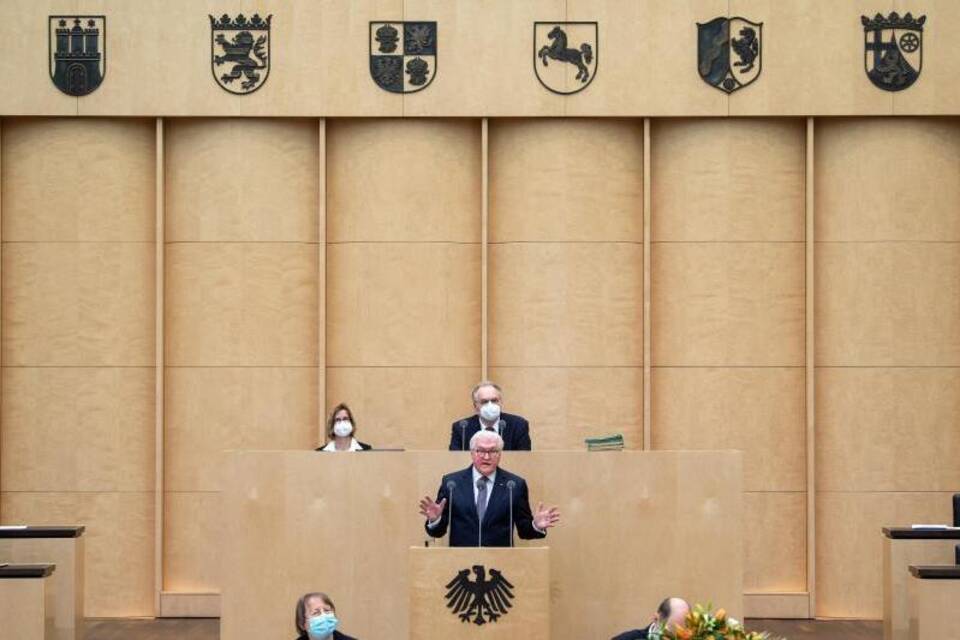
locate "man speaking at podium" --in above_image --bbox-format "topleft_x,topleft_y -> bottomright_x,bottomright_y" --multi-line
419,431 -> 560,546
448,381 -> 532,451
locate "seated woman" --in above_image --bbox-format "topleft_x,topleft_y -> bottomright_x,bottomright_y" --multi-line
294,591 -> 357,640
317,403 -> 372,452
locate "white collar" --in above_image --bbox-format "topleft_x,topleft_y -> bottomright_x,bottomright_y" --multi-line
472,466 -> 497,485
322,438 -> 362,452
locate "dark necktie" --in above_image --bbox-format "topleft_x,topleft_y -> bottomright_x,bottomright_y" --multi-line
476,476 -> 489,522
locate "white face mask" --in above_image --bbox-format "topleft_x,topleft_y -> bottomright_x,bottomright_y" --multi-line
478,401 -> 501,423
333,420 -> 353,438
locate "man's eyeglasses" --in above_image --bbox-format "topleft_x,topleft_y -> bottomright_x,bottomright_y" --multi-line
473,448 -> 502,458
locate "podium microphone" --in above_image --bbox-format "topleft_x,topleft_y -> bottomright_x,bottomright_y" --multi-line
953,493 -> 959,527
459,420 -> 468,451
446,480 -> 456,546
507,480 -> 516,548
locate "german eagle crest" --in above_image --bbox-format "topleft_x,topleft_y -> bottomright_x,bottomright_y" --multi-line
444,565 -> 515,625
210,13 -> 271,94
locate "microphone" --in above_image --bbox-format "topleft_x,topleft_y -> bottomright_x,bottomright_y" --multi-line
446,480 -> 456,546
953,493 -> 959,527
955,544 -> 959,566
507,480 -> 516,548
459,420 -> 468,451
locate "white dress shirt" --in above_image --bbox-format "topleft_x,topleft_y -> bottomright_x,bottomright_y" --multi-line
321,437 -> 363,452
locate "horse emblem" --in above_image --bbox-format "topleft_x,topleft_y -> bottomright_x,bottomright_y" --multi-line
534,22 -> 598,94
862,12 -> 925,92
444,565 -> 515,625
369,21 -> 437,93
49,16 -> 106,96
697,17 -> 762,94
210,13 -> 271,95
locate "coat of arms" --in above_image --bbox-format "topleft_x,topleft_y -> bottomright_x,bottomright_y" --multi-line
210,13 -> 271,94
445,565 -> 515,625
534,22 -> 597,94
862,12 -> 925,92
369,22 -> 437,93
697,17 -> 762,93
49,16 -> 105,96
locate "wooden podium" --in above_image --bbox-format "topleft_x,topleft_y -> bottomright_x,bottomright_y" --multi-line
409,547 -> 549,640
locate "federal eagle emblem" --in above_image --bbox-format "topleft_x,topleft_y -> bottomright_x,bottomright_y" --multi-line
444,565 -> 515,625
210,13 -> 272,94
697,16 -> 763,94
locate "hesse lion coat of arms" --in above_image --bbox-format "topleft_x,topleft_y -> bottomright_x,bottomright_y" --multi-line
210,13 -> 271,94
369,22 -> 437,93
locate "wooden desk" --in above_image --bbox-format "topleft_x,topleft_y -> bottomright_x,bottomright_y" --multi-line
220,450 -> 743,640
0,526 -> 85,640
906,565 -> 960,640
0,564 -> 56,640
882,528 -> 960,640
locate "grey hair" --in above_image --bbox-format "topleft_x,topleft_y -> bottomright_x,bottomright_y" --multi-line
469,430 -> 504,451
471,380 -> 503,403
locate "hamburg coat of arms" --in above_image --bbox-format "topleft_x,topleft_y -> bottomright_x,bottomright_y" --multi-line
697,16 -> 762,94
49,16 -> 106,96
862,12 -> 925,92
210,13 -> 272,94
534,22 -> 597,94
369,22 -> 437,93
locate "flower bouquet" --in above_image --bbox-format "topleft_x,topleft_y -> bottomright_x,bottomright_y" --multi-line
659,603 -> 780,640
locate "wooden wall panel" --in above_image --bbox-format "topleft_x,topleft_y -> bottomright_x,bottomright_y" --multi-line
892,0 -> 960,115
814,119 -> 960,617
325,119 -> 481,449
0,118 -> 155,616
1,491 -> 155,617
487,118 -> 643,449
650,118 -> 806,598
163,492 -> 221,593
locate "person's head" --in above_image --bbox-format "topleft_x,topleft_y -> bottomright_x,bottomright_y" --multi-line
471,381 -> 503,423
295,592 -> 338,638
655,597 -> 690,629
326,403 -> 356,441
469,429 -> 503,476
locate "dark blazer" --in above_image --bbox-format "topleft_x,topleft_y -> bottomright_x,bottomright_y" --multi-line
611,627 -> 650,640
296,630 -> 356,640
425,465 -> 546,547
448,413 -> 532,451
315,441 -> 372,452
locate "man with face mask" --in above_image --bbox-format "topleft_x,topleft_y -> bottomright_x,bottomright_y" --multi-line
448,381 -> 532,451
420,430 -> 559,547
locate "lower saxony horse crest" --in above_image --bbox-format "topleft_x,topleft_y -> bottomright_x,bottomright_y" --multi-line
697,17 -> 762,94
210,13 -> 271,95
369,22 -> 437,93
534,22 -> 597,94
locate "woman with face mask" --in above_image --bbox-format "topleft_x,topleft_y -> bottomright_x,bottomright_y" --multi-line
317,403 -> 372,452
294,592 -> 356,640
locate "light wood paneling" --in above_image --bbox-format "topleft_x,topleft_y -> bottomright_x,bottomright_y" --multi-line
1,119 -> 155,241
324,366 -> 480,450
893,0 -> 960,115
817,368 -> 960,492
0,491 -> 155,617
651,119 -> 805,242
744,492 -> 807,592
0,576 -> 52,640
164,367 -> 318,492
326,243 -> 480,367
488,119 -> 643,242
489,366 -> 643,449
1,367 -> 154,492
165,243 -> 318,366
815,119 -> 960,242
2,242 -> 154,366
884,536 -> 958,640
815,491 -> 953,619
163,492 -> 221,593
652,367 -> 805,491
651,243 -> 804,366
326,119 -> 481,243
489,243 -> 643,367
165,119 -> 319,242
728,0 -> 894,116
815,243 -> 960,367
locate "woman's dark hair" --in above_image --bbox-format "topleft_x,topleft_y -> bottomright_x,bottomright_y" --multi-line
325,402 -> 357,441
295,592 -> 335,634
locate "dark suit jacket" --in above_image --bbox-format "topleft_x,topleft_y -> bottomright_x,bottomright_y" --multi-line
296,630 -> 356,640
611,627 -> 650,640
425,465 -> 546,547
448,413 -> 532,451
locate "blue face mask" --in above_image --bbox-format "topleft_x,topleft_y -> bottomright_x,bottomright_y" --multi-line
306,612 -> 338,639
